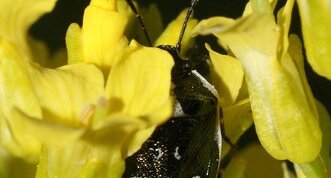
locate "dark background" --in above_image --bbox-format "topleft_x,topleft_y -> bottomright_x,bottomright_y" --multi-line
30,0 -> 331,114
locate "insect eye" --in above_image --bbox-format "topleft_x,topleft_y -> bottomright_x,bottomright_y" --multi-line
182,60 -> 195,72
171,60 -> 195,81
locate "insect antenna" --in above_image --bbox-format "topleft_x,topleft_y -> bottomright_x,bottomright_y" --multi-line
176,0 -> 199,53
125,0 -> 152,46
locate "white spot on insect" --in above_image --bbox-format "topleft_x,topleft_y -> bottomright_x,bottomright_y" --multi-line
156,148 -> 163,160
192,176 -> 201,178
173,99 -> 186,117
215,107 -> 223,159
191,70 -> 218,98
174,146 -> 181,160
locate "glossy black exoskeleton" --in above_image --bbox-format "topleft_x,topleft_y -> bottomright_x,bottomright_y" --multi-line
123,0 -> 222,177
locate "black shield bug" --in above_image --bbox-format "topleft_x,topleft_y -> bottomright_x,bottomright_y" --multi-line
123,0 -> 222,177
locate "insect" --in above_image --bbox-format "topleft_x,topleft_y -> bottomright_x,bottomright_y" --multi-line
123,0 -> 222,177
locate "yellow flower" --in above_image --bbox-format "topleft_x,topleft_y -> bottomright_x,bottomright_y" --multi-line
295,0 -> 331,80
0,36 -> 105,160
66,0 -> 129,77
205,43 -> 252,145
0,0 -> 58,162
0,0 -> 174,177
30,40 -> 173,178
192,0 -> 322,164
0,0 -> 57,59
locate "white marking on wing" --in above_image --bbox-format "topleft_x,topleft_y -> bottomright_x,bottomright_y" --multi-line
191,70 -> 218,98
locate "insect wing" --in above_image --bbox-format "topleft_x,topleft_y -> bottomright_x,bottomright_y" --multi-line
174,70 -> 222,178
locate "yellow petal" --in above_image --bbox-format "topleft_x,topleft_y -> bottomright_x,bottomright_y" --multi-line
85,113 -> 148,146
29,63 -> 104,126
191,16 -> 235,51
206,44 -> 244,106
66,23 -> 83,65
0,37 -> 104,161
105,40 -> 173,124
11,109 -> 85,147
222,15 -> 320,163
193,12 -> 322,163
223,99 -> 253,144
242,0 -> 278,16
124,126 -> 156,157
236,79 -> 250,101
222,158 -> 246,178
220,14 -> 280,58
249,0 -> 274,14
86,106 -> 154,157
247,53 -> 321,163
105,40 -> 174,157
0,0 -> 57,59
288,34 -> 318,119
13,99 -> 146,178
316,101 -> 331,168
192,15 -> 279,56
66,0 -> 129,76
36,141 -> 126,178
82,0 -> 128,73
191,16 -> 235,37
0,152 -> 36,178
296,101 -> 331,178
36,113 -> 147,178
0,39 -> 42,160
296,0 -> 331,79
0,39 -> 41,121
221,140 -> 232,159
276,0 -> 294,60
154,9 -> 197,55
235,144 -> 284,178
29,38 -> 67,68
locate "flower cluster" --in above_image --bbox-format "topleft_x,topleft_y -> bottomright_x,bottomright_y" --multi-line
0,0 -> 175,177
0,0 -> 330,177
